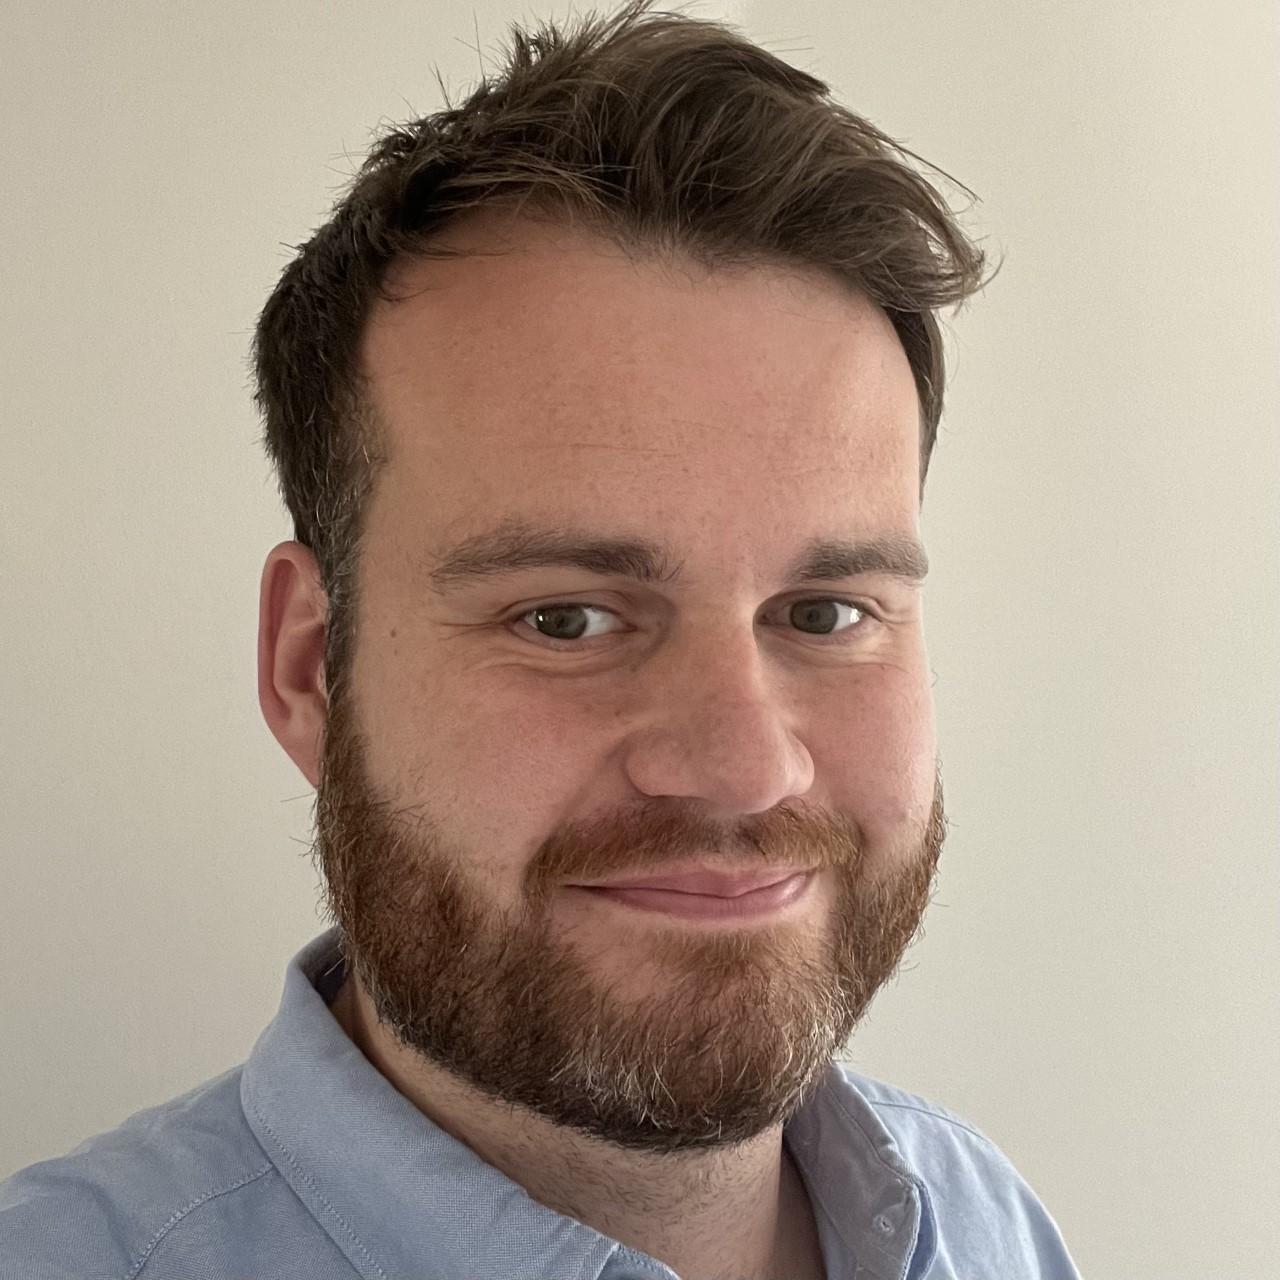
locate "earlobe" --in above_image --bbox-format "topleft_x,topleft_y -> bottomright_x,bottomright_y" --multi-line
257,540 -> 329,789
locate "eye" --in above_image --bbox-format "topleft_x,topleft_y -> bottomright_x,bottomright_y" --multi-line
786,598 -> 868,637
513,598 -> 874,648
517,603 -> 620,644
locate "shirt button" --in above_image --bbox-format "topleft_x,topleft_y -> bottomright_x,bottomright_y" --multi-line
874,1213 -> 895,1234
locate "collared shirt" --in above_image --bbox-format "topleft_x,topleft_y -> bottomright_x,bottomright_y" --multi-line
1,928 -> 1081,1279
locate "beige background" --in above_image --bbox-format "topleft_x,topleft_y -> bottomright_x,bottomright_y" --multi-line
2,2 -> 1277,1275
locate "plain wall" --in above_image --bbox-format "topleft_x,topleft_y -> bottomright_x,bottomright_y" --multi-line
2,2 -> 1277,1275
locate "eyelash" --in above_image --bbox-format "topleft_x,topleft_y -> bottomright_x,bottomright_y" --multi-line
510,598 -> 878,651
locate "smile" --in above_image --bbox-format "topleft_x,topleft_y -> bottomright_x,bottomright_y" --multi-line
568,870 -> 815,921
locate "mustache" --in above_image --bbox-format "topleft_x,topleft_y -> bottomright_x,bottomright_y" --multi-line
529,797 -> 865,890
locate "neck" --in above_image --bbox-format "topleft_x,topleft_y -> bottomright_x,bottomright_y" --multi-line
331,976 -> 825,1280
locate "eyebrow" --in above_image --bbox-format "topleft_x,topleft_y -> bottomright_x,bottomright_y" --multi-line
427,520 -> 928,593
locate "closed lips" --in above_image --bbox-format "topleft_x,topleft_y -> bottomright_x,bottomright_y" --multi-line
574,868 -> 810,896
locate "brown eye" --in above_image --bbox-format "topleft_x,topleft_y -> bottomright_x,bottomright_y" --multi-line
519,603 -> 620,644
788,599 -> 867,636
529,605 -> 591,641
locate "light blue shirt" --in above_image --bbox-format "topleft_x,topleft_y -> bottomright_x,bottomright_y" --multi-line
1,928 -> 1081,1279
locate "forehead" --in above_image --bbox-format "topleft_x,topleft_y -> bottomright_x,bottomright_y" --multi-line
359,214 -> 922,568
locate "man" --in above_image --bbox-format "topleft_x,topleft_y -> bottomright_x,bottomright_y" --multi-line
1,2 -> 1081,1277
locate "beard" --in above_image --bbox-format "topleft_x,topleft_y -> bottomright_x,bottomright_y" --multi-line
312,676 -> 946,1154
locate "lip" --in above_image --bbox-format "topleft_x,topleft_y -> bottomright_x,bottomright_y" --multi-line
570,871 -> 815,921
569,866 -> 814,897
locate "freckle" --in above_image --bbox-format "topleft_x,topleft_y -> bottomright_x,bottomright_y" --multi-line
390,628 -> 398,640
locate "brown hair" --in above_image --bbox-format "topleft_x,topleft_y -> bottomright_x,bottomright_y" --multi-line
252,0 -> 994,695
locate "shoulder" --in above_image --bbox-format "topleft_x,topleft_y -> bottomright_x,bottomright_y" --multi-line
0,1066 -> 330,1280
832,1065 -> 1082,1277
838,1064 -> 1002,1155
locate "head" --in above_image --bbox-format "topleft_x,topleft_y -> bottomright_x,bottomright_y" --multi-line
255,0 -> 990,1154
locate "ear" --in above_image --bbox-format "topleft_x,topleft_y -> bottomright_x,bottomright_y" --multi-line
257,541 -> 328,789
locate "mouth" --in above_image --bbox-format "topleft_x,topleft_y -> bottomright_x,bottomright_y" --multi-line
568,870 -> 815,922
569,865 -> 815,897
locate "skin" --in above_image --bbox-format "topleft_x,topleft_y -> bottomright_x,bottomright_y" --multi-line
258,208 -> 946,1280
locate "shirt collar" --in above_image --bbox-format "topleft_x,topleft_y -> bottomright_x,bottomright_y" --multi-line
241,927 -> 935,1280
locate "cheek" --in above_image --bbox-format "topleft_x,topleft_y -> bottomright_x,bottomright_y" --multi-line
450,695 -> 596,792
808,665 -> 937,836
376,674 -> 602,874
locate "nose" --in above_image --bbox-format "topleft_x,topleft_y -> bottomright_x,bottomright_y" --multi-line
620,628 -> 815,817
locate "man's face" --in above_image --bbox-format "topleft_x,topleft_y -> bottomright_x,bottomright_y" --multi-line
315,212 -> 945,1153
